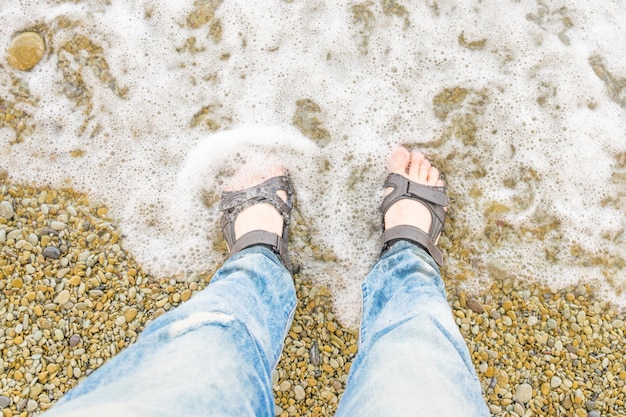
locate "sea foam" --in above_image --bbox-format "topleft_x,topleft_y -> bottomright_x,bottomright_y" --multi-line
1,0 -> 625,325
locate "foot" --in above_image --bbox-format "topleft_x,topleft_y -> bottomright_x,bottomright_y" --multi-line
223,166 -> 288,246
384,146 -> 447,244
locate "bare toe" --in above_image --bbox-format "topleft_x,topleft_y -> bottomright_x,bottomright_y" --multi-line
387,146 -> 411,174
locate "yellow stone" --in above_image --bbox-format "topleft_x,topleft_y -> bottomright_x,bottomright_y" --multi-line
322,364 -> 334,373
3,407 -> 14,417
485,366 -> 495,378
30,383 -> 43,398
33,305 -> 43,316
620,370 -> 626,381
541,382 -> 550,396
502,300 -> 513,311
13,336 -> 23,345
38,371 -> 49,383
14,370 -> 24,380
11,277 -> 23,288
68,275 -> 81,286
497,370 -> 509,387
124,307 -> 138,322
180,289 -> 192,302
47,363 -> 59,374
7,31 -> 46,71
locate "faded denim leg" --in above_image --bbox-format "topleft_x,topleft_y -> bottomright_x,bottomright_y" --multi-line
44,246 -> 296,417
335,241 -> 490,417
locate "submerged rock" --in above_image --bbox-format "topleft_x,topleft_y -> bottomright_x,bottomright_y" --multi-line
7,31 -> 45,71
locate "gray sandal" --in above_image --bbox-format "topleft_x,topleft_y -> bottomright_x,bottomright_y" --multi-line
381,173 -> 449,266
219,175 -> 293,270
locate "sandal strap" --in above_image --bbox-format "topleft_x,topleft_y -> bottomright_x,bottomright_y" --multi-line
381,173 -> 449,266
230,230 -> 290,270
382,225 -> 443,266
220,176 -> 292,224
219,175 -> 293,270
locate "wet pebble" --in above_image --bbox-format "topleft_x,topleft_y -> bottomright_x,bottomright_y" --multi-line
7,31 -> 46,71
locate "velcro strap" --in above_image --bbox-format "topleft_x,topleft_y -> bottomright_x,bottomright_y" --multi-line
382,225 -> 443,267
230,230 -> 291,271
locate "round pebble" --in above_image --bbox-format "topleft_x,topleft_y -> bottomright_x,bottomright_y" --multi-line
0,396 -> 10,409
294,385 -> 306,401
54,290 -> 71,305
551,375 -> 562,388
7,31 -> 46,71
43,246 -> 61,259
514,383 -> 533,404
0,200 -> 14,219
69,334 -> 81,347
26,400 -> 38,412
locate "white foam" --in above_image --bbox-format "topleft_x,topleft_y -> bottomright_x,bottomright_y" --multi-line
1,1 -> 626,326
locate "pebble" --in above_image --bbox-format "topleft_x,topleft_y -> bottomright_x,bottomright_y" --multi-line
69,334 -> 81,347
0,200 -> 14,219
50,221 -> 66,231
294,385 -> 306,401
466,299 -> 484,313
6,31 -> 46,71
26,400 -> 38,412
124,308 -> 138,322
43,246 -> 61,259
54,289 -> 71,305
2,180 -> 626,417
514,383 -> 533,404
0,397 -> 10,409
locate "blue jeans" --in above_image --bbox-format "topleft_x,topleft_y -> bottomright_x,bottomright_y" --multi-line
44,241 -> 489,417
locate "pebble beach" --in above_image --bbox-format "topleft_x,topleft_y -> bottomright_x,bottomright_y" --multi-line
1,181 -> 626,417
2,1 -> 626,416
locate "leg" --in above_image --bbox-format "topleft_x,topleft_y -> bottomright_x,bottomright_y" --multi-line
335,148 -> 489,417
44,167 -> 296,417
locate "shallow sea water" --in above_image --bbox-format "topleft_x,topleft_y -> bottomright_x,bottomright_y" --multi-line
1,0 -> 625,326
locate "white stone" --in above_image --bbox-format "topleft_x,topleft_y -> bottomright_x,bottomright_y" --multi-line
515,383 -> 533,403
50,221 -> 66,231
0,201 -> 14,219
294,385 -> 305,401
